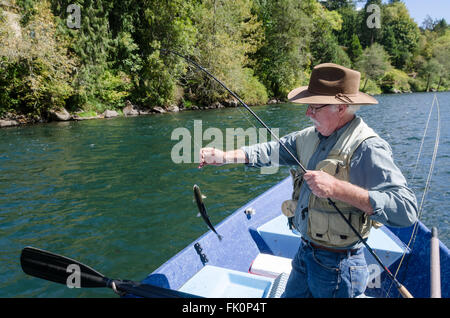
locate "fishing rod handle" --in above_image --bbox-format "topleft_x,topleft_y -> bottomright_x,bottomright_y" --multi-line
398,284 -> 413,298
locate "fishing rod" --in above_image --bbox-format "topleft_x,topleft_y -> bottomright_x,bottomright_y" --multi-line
160,48 -> 413,298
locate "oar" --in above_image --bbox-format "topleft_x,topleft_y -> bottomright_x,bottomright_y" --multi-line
20,246 -> 201,298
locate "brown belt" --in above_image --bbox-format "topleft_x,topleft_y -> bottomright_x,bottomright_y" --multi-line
302,237 -> 359,254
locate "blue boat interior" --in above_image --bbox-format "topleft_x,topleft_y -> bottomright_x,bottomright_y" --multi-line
143,177 -> 450,298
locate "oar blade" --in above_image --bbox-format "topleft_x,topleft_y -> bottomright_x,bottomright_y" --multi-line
20,246 -> 108,288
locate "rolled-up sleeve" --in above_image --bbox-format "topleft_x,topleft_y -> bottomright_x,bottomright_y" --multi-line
241,131 -> 300,168
350,137 -> 418,227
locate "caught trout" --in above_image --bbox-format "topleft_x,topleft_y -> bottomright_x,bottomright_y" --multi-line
193,184 -> 223,241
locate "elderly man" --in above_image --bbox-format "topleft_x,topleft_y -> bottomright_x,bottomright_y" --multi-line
198,63 -> 417,298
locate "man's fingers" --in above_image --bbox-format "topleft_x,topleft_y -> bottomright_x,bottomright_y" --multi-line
198,148 -> 224,167
303,170 -> 315,181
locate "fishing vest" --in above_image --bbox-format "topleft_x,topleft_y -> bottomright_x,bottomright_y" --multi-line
281,117 -> 382,248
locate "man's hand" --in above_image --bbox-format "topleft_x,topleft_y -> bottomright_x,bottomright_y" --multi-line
198,147 -> 226,168
304,170 -> 374,215
303,170 -> 338,198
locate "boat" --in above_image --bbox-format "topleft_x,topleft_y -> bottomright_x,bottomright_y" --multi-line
142,176 -> 449,298
19,175 -> 448,299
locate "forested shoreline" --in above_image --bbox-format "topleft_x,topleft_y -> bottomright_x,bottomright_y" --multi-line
1,0 -> 449,126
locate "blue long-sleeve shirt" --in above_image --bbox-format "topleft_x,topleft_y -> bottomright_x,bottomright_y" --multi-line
241,116 -> 418,248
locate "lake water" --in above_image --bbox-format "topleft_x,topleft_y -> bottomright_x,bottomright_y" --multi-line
1,92 -> 448,297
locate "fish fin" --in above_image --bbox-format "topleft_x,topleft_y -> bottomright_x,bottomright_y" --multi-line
193,195 -> 206,203
196,212 -> 201,217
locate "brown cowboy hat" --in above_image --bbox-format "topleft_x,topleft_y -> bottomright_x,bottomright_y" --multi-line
288,63 -> 378,105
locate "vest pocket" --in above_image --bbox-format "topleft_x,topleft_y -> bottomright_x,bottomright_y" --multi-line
328,212 -> 360,247
307,208 -> 330,244
317,159 -> 346,179
308,209 -> 369,247
281,199 -> 297,218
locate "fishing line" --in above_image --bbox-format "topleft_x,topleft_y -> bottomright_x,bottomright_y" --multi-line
410,94 -> 436,182
386,93 -> 441,297
415,94 -> 440,224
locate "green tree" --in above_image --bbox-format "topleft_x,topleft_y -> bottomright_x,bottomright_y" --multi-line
430,30 -> 450,90
348,34 -> 363,62
422,15 -> 448,35
355,43 -> 391,91
0,0 -> 75,117
381,2 -> 420,70
309,3 -> 352,68
380,68 -> 411,93
186,0 -> 266,105
359,0 -> 383,47
433,18 -> 448,36
253,0 -> 350,98
252,0 -> 314,98
321,0 -> 354,11
107,0 -> 143,76
49,0 -> 127,111
135,0 -> 197,107
333,4 -> 361,48
419,59 -> 441,92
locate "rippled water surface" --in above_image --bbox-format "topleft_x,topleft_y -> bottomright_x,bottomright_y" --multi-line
1,92 -> 448,297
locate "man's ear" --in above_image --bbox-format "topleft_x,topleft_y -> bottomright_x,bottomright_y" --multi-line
338,104 -> 348,116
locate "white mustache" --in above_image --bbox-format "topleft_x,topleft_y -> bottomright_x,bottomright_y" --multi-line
309,118 -> 321,127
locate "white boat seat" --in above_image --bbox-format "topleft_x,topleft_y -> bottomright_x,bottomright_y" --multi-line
178,265 -> 274,298
249,253 -> 292,278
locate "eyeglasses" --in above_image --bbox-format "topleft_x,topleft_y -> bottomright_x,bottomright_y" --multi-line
307,104 -> 332,114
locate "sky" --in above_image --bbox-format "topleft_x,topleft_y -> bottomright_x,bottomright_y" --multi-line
356,0 -> 450,26
400,0 -> 450,25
